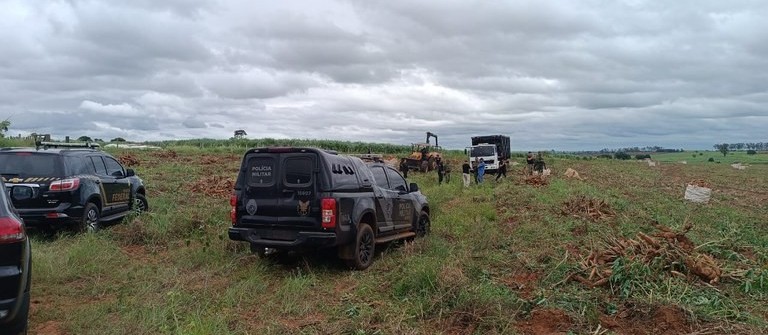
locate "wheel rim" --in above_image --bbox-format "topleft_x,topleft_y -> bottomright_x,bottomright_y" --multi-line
418,216 -> 430,235
359,230 -> 373,265
133,197 -> 146,214
85,208 -> 99,232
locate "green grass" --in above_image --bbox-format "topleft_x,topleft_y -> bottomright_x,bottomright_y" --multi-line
653,150 -> 768,164
22,145 -> 768,334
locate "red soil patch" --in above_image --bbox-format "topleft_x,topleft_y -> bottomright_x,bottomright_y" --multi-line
599,305 -> 691,335
499,271 -> 540,299
32,320 -> 67,335
517,309 -> 573,334
279,313 -> 326,332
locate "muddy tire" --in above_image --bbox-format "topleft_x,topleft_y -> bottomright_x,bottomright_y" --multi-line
345,223 -> 375,270
132,193 -> 149,215
416,211 -> 430,237
78,202 -> 101,233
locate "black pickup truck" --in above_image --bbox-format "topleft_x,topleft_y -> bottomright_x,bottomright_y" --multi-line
228,147 -> 430,270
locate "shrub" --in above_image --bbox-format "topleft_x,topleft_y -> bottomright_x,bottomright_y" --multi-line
747,150 -> 757,155
597,154 -> 613,159
614,152 -> 631,160
635,154 -> 652,160
699,152 -> 704,156
708,157 -> 715,162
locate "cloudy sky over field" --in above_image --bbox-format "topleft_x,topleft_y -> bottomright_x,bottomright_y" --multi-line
1,0 -> 767,150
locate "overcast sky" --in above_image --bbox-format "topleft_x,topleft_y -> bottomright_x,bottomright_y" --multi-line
1,0 -> 767,150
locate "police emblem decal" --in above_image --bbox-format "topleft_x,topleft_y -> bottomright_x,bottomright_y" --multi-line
297,200 -> 310,216
246,199 -> 258,215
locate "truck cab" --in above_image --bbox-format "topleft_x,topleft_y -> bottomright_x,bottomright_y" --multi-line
467,135 -> 511,173
467,144 -> 501,172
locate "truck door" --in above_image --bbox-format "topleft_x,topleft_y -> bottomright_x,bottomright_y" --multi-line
240,153 -> 281,227
277,153 -> 319,228
384,167 -> 414,231
88,156 -> 130,217
369,166 -> 396,234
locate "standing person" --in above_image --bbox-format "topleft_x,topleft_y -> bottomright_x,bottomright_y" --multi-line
436,156 -> 445,184
495,159 -> 507,181
444,161 -> 451,183
461,160 -> 471,187
526,152 -> 535,175
477,158 -> 486,184
472,158 -> 479,184
399,158 -> 409,178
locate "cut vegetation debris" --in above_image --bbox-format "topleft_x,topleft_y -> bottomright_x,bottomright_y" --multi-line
118,153 -> 140,167
525,175 -> 549,186
152,150 -> 178,159
190,175 -> 234,197
569,222 -> 724,289
561,195 -> 615,221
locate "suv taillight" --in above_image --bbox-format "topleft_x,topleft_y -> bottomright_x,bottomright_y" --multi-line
0,217 -> 25,244
49,178 -> 80,192
321,198 -> 337,229
230,194 -> 238,225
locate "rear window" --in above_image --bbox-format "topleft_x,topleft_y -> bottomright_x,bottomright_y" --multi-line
0,152 -> 63,177
284,157 -> 313,186
247,156 -> 275,185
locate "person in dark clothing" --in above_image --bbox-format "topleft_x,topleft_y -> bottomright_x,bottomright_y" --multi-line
461,160 -> 471,187
399,158 -> 409,178
472,158 -> 479,184
495,159 -> 508,181
526,152 -> 535,175
436,157 -> 445,184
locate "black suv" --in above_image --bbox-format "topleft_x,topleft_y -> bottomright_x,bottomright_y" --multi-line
0,180 -> 31,334
0,143 -> 149,232
228,147 -> 430,270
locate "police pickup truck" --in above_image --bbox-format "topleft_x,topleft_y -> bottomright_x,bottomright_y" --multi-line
228,147 -> 430,270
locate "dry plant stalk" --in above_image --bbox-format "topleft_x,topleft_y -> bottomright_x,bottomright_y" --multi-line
525,175 -> 549,186
561,195 -> 615,221
571,222 -> 722,288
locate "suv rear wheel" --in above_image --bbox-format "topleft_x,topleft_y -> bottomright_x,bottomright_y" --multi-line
78,202 -> 101,233
346,223 -> 375,270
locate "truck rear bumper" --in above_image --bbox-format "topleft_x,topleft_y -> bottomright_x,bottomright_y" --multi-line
228,227 -> 337,249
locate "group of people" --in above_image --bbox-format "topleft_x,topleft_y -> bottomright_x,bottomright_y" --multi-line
399,152 -> 544,186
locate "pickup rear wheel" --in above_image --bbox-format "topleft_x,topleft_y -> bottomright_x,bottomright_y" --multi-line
78,202 -> 101,233
416,211 -> 430,237
346,223 -> 375,270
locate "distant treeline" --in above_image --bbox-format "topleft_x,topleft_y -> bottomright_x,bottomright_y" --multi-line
713,142 -> 768,151
597,146 -> 683,153
148,138 -> 416,154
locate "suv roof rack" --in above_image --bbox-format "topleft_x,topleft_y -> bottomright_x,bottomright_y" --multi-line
35,140 -> 101,150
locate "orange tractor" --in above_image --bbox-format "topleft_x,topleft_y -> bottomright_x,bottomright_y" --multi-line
404,132 -> 442,172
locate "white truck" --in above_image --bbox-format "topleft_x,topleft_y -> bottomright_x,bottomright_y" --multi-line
466,135 -> 511,173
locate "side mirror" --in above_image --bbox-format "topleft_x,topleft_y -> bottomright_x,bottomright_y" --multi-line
360,181 -> 373,190
125,169 -> 136,177
409,183 -> 419,193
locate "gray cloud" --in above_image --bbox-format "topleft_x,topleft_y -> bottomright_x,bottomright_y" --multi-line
1,0 -> 767,150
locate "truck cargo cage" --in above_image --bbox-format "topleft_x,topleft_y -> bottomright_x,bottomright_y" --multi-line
35,140 -> 101,150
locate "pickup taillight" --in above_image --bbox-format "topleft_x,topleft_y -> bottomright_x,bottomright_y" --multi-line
0,216 -> 25,244
321,198 -> 337,229
230,194 -> 238,225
